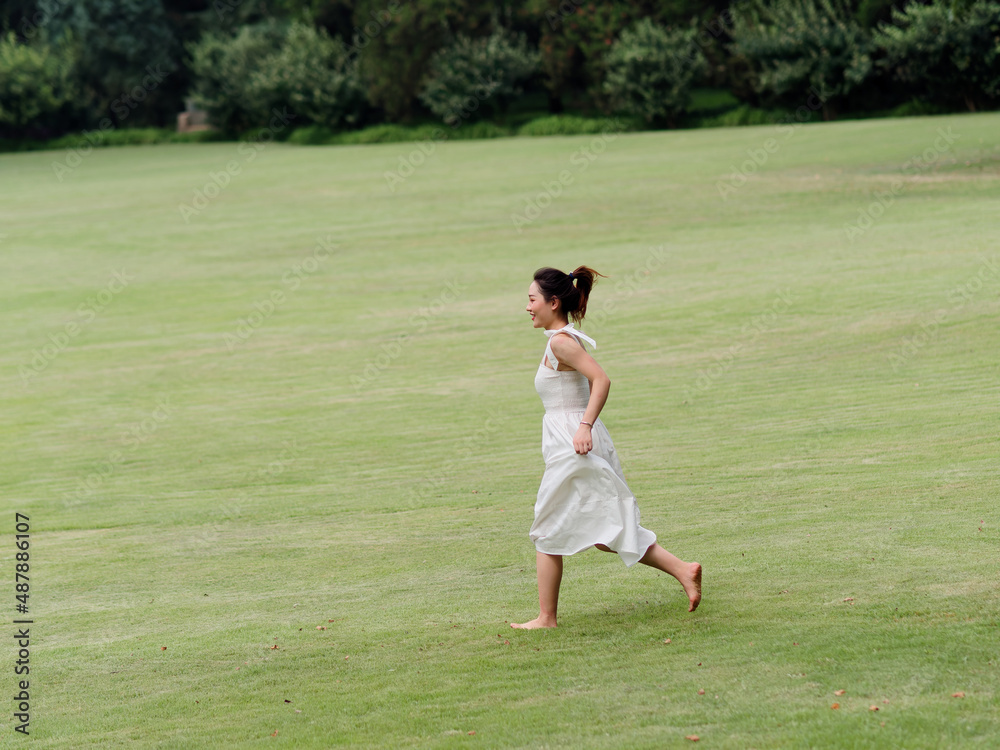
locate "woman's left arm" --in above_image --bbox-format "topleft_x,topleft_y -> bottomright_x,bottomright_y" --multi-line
549,334 -> 611,455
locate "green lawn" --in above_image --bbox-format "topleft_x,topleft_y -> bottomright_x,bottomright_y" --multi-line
1,111 -> 999,748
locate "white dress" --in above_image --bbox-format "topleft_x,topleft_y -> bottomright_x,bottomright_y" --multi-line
530,323 -> 657,567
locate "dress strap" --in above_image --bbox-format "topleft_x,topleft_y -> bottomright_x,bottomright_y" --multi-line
543,323 -> 596,369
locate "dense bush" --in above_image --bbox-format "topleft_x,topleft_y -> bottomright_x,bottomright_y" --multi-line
516,114 -> 640,136
245,22 -> 367,129
602,18 -> 707,126
729,0 -> 874,119
187,21 -> 366,133
875,0 -> 1000,112
0,31 -> 80,137
186,22 -> 283,133
418,29 -> 539,126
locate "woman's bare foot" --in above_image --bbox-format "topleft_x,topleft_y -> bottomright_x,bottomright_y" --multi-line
683,563 -> 702,612
511,615 -> 557,629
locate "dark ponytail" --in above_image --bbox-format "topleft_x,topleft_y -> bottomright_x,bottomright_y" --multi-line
533,265 -> 607,326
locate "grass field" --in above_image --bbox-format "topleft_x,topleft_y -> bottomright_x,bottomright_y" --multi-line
2,111 -> 999,748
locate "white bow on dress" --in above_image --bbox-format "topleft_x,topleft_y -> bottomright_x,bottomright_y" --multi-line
543,322 -> 597,348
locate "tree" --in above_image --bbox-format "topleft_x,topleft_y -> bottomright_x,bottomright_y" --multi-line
38,0 -> 180,127
728,0 -> 874,119
418,29 -> 539,126
875,0 -> 1000,112
352,0 -> 492,122
188,20 -> 367,132
0,30 -> 81,137
534,0 -> 637,112
602,18 -> 707,126
247,21 -> 367,128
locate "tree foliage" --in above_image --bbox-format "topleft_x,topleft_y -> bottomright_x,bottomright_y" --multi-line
38,0 -> 180,126
535,1 -> 637,111
187,20 -> 365,132
352,0 -> 492,121
0,30 -> 81,136
728,0 -> 873,119
875,0 -> 1000,112
2,0 -> 998,139
418,29 -> 539,126
602,18 -> 707,125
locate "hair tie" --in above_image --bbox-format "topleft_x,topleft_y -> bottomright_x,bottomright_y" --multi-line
567,271 -> 574,280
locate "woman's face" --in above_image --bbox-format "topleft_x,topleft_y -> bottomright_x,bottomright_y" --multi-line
526,280 -> 560,329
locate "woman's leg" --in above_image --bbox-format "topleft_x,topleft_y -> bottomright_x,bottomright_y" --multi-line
638,543 -> 702,612
511,552 -> 563,629
594,542 -> 702,612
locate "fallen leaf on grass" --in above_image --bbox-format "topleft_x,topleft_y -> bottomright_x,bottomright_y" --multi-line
697,689 -> 705,695
161,646 -> 167,651
468,731 -> 476,735
269,645 -> 279,650
843,598 -> 854,602
685,735 -> 699,742
831,703 -> 840,710
834,690 -> 846,696
870,705 -> 879,712
952,692 -> 965,698
663,638 -> 672,644
271,730 -> 278,737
